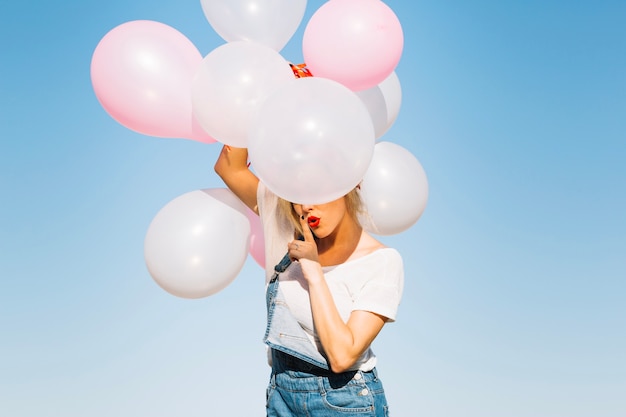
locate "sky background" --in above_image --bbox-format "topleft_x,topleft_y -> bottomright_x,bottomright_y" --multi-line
1,1 -> 625,416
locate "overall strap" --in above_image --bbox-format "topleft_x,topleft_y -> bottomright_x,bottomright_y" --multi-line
270,235 -> 304,280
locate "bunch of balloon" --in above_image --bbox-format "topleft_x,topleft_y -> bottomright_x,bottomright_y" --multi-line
189,0 -> 312,279
90,0 -> 427,299
299,0 -> 428,234
244,0 -> 406,207
89,1 -> 310,298
191,0 -> 308,146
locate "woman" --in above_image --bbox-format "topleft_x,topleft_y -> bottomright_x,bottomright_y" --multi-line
215,145 -> 404,417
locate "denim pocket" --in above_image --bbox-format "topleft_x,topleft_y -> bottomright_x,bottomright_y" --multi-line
321,381 -> 374,414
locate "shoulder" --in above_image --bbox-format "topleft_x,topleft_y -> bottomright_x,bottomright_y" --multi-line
341,246 -> 403,275
354,247 -> 404,289
363,247 -> 403,270
348,231 -> 399,262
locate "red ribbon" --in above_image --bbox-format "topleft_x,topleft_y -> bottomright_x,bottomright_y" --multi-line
290,63 -> 313,78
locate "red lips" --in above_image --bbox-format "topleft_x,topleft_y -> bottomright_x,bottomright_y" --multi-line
307,216 -> 320,228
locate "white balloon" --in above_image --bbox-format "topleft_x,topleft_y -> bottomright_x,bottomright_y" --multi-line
248,77 -> 375,205
355,71 -> 402,139
360,142 -> 428,235
144,188 -> 251,299
192,41 -> 295,147
201,0 -> 307,51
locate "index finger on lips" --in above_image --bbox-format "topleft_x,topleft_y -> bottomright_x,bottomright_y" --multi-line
299,214 -> 315,242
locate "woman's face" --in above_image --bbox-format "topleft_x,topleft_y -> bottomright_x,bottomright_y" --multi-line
292,197 -> 350,239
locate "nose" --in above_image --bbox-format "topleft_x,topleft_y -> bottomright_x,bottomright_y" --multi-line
300,204 -> 314,212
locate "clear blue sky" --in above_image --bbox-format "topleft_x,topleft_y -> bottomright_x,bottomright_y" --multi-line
1,1 -> 625,416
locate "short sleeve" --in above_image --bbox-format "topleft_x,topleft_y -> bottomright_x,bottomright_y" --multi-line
351,249 -> 404,322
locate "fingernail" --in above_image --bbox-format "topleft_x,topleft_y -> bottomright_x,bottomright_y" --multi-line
301,215 -> 305,220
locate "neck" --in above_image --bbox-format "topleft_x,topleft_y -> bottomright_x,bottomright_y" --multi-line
316,218 -> 363,266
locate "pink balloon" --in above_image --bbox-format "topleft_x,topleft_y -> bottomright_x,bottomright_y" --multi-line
245,206 -> 265,268
91,20 -> 215,143
303,0 -> 403,91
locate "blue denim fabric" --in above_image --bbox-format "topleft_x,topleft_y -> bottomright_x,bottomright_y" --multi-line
267,350 -> 389,416
263,252 -> 390,416
263,251 -> 329,369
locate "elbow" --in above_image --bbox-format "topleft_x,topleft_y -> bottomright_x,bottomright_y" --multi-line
214,159 -> 234,183
328,356 -> 358,374
330,364 -> 351,374
213,146 -> 231,180
213,160 -> 226,179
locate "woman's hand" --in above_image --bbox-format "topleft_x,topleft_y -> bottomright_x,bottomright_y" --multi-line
288,215 -> 323,282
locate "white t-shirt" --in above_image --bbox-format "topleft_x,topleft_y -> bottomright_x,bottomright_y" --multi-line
258,183 -> 404,371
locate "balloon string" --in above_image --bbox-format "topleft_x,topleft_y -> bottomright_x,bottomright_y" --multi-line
290,63 -> 313,78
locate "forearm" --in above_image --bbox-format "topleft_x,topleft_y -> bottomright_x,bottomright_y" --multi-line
302,262 -> 362,373
214,145 -> 259,213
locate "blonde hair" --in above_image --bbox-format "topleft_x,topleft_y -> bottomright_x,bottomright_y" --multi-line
277,188 -> 364,236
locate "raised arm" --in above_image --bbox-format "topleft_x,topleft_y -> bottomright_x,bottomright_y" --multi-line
214,145 -> 260,214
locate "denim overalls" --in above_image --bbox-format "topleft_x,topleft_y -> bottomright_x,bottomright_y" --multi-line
263,250 -> 330,369
263,251 -> 390,416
